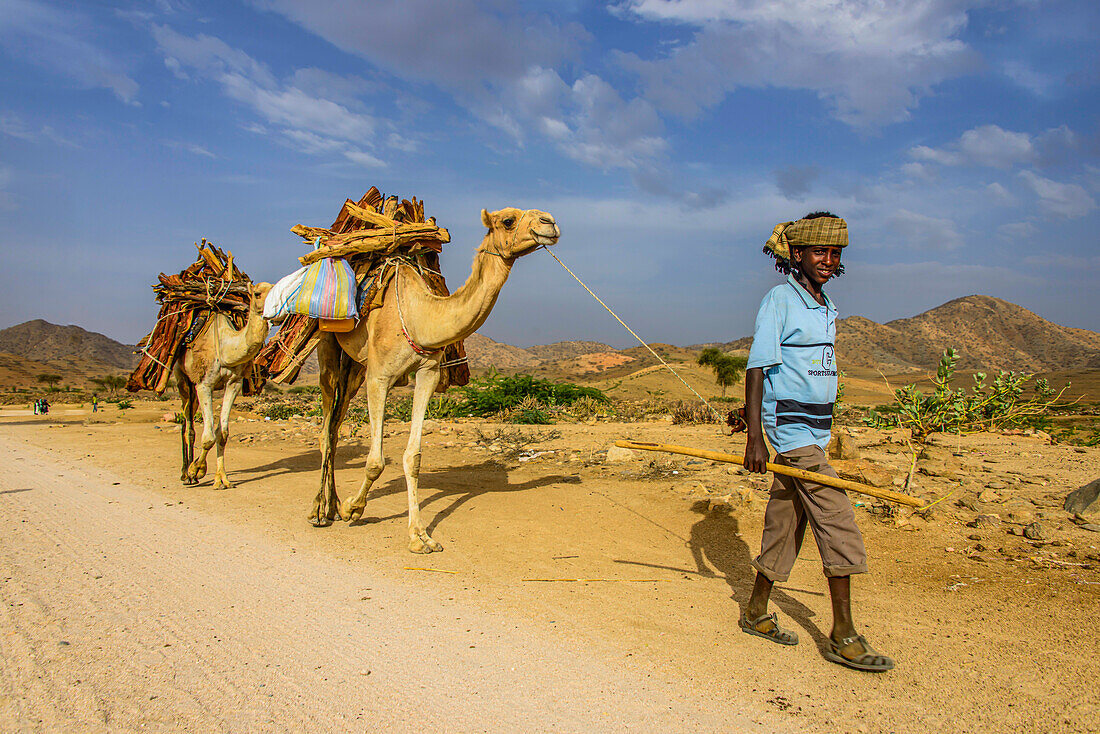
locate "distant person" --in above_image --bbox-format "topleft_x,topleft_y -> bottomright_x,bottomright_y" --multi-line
41,398 -> 49,415
739,212 -> 893,672
92,394 -> 99,413
33,399 -> 39,415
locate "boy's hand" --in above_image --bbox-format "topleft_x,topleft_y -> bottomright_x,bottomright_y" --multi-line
744,433 -> 770,474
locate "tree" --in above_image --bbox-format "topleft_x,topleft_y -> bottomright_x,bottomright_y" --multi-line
91,375 -> 127,395
35,373 -> 61,389
697,348 -> 748,396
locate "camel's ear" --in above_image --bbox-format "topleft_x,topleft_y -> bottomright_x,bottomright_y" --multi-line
481,209 -> 492,229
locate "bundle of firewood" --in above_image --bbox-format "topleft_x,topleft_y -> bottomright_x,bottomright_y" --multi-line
292,187 -> 450,267
128,241 -> 260,394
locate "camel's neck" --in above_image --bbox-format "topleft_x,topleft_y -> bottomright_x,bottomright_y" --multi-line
403,239 -> 513,349
215,306 -> 270,367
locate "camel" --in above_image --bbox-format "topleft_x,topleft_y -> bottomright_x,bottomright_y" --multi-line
176,281 -> 273,489
310,207 -> 560,552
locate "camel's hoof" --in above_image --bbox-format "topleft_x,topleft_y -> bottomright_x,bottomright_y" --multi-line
213,479 -> 232,490
309,514 -> 334,528
342,503 -> 364,523
409,535 -> 443,554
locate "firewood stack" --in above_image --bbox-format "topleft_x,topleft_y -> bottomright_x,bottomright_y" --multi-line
127,241 -> 265,395
255,187 -> 470,390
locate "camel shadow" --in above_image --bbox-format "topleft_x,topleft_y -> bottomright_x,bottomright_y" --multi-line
231,444 -> 374,486
350,459 -> 579,536
619,500 -> 828,647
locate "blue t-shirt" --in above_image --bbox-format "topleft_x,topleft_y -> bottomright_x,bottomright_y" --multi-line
746,275 -> 838,453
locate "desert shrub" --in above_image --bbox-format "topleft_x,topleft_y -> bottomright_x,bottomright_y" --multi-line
473,426 -> 561,458
289,385 -> 321,395
115,399 -> 133,410
261,402 -> 304,420
504,396 -> 552,424
670,400 -> 719,424
457,372 -> 606,417
864,348 -> 1069,440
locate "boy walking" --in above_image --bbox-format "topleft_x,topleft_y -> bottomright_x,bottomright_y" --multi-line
740,212 -> 893,672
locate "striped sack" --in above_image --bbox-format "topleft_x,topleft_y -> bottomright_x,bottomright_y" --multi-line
289,258 -> 359,320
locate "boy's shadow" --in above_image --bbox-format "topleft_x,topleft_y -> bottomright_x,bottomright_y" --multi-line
350,459 -> 578,536
620,500 -> 827,646
689,500 -> 827,645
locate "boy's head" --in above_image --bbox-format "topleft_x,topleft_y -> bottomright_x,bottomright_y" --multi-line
764,211 -> 847,280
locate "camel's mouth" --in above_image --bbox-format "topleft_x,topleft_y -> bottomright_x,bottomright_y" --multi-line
532,223 -> 560,247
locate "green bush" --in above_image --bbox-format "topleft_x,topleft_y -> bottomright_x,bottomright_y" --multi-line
864,348 -> 1069,440
289,385 -> 321,395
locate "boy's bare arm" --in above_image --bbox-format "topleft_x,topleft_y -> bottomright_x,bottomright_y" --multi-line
744,367 -> 770,473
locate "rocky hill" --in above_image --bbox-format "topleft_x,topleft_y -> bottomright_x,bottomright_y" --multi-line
716,296 -> 1100,372
462,333 -> 540,370
0,320 -> 137,371
526,341 -> 613,362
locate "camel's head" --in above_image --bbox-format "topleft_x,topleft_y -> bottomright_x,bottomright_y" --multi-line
479,207 -> 559,260
248,281 -> 273,315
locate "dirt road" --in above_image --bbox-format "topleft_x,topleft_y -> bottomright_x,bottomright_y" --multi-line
1,405 -> 1098,733
0,435 -> 756,732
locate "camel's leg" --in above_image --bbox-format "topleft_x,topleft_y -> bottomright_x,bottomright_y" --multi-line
187,382 -> 217,483
211,379 -> 244,489
405,365 -> 443,554
178,374 -> 197,484
311,336 -> 364,526
342,375 -> 391,522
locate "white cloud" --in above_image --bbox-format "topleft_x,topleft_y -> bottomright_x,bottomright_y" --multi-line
997,221 -> 1037,240
152,25 -> 385,164
0,165 -> 14,210
250,2 -> 669,176
985,182 -> 1015,206
910,124 -> 1080,170
1018,170 -> 1097,218
884,209 -> 965,251
613,0 -> 980,127
0,0 -> 139,104
163,140 -> 217,159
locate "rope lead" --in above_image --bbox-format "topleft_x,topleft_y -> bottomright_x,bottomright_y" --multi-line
543,249 -> 725,425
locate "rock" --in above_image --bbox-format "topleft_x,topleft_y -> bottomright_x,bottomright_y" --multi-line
1078,524 -> 1100,533
957,496 -> 981,513
977,489 -> 1000,503
605,445 -> 638,463
1007,509 -> 1036,524
1023,522 -> 1045,541
422,420 -> 439,435
1064,478 -> 1100,516
831,460 -> 897,489
827,430 -> 861,460
969,514 -> 1001,529
161,412 -> 175,422
985,481 -> 1008,490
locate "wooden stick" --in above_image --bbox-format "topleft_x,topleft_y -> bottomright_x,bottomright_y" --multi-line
614,440 -> 922,507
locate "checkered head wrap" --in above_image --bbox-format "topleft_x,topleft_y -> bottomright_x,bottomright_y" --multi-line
764,216 -> 848,262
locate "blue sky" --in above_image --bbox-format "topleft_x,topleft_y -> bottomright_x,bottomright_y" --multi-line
0,0 -> 1097,348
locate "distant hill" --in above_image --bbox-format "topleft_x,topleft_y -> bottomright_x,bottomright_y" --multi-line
463,333 -> 540,370
0,320 -> 137,371
715,295 -> 1100,372
526,341 -> 613,362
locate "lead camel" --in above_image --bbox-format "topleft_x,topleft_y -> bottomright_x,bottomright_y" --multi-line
310,207 -> 560,553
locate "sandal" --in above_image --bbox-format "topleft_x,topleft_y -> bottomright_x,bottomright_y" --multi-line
739,612 -> 799,646
824,634 -> 895,672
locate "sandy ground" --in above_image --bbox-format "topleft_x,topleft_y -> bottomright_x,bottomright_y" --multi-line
2,402 -> 1099,733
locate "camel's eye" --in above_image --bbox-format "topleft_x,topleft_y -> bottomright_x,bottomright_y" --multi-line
502,216 -> 515,229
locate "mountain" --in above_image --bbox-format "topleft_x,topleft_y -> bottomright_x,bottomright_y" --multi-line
0,320 -> 137,371
526,341 -> 614,362
462,333 -> 541,370
715,295 -> 1100,372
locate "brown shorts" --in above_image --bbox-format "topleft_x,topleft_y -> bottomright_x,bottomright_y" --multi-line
751,444 -> 868,583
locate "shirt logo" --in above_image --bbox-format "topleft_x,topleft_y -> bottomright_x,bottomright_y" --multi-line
823,346 -> 835,369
